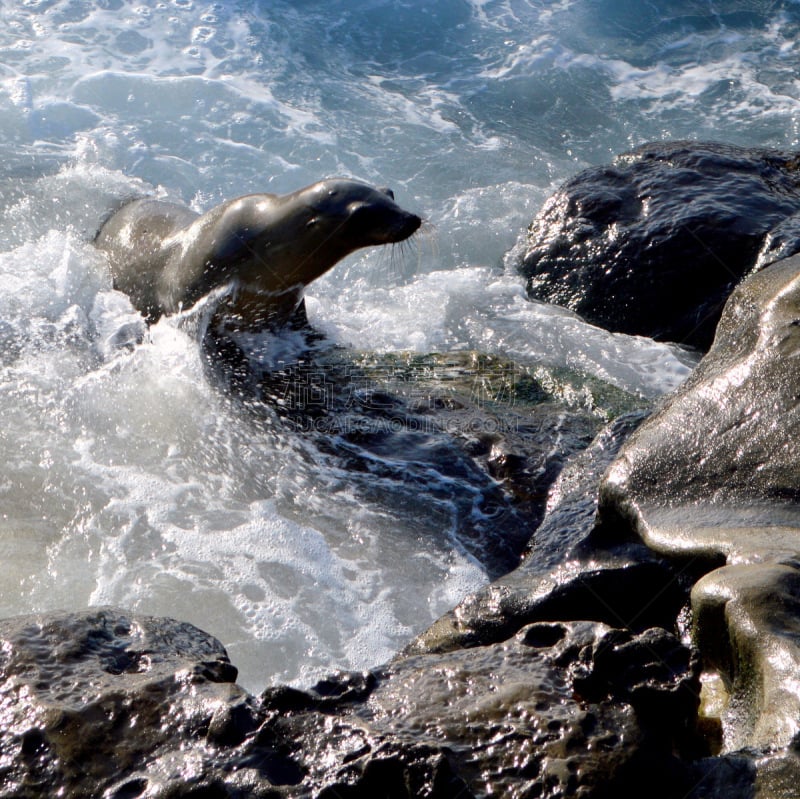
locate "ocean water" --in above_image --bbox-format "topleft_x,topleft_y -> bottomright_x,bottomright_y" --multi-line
0,0 -> 795,690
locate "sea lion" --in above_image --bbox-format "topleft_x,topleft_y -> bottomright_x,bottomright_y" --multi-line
94,179 -> 421,330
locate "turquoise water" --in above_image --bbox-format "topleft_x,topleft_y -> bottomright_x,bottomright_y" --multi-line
0,0 -> 793,689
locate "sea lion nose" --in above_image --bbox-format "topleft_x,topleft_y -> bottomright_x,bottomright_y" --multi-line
405,213 -> 422,236
379,187 -> 395,200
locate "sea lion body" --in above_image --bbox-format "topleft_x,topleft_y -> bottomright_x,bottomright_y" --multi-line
95,179 -> 421,330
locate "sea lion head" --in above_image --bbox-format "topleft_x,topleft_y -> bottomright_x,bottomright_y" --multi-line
211,178 -> 422,329
218,179 -> 421,287
300,178 -> 422,248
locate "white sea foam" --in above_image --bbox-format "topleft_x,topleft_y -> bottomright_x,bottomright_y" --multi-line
309,265 -> 695,397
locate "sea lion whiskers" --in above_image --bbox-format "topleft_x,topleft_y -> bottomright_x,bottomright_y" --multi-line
387,232 -> 419,276
393,217 -> 436,268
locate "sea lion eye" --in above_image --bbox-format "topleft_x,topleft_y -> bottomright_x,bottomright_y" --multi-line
379,187 -> 395,200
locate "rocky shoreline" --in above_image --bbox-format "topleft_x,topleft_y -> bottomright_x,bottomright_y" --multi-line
5,141 -> 800,797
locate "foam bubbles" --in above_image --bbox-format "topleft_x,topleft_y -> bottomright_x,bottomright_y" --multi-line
309,265 -> 696,397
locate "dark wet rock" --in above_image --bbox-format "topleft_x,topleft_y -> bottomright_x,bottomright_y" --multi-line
0,607 -> 702,798
355,621 -> 701,799
570,626 -> 699,737
408,411 -> 690,655
598,253 -> 800,769
515,140 -> 800,349
0,607 -> 253,798
756,211 -> 800,270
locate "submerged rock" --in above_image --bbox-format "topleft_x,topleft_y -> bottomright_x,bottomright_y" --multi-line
599,253 -> 800,781
515,140 -> 800,349
244,346 -> 644,579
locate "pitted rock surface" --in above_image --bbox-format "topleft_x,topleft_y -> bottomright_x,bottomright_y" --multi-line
0,608 -> 252,798
0,608 -> 702,798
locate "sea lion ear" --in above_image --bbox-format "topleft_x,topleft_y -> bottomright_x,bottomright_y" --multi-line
379,187 -> 395,200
